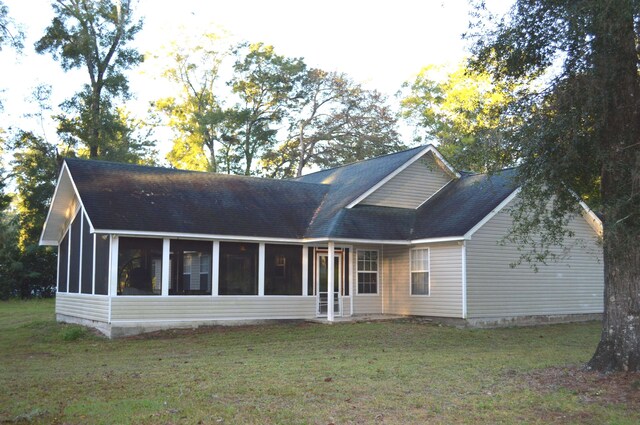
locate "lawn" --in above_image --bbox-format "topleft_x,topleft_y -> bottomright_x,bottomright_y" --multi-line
0,300 -> 638,424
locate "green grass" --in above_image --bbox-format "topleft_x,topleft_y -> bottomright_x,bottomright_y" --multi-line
0,299 -> 637,424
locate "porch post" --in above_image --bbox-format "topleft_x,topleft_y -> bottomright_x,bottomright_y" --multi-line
212,241 -> 219,296
109,235 -> 119,296
258,243 -> 265,296
161,238 -> 170,296
302,246 -> 308,297
328,241 -> 335,322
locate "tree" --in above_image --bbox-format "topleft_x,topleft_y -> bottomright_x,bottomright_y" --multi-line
227,42 -> 307,175
35,0 -> 143,159
6,131 -> 60,298
0,0 -> 23,52
261,69 -> 403,178
155,33 -> 230,172
469,0 -> 640,371
400,64 -> 520,172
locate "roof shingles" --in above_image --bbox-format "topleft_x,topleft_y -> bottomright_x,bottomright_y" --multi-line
63,148 -> 518,242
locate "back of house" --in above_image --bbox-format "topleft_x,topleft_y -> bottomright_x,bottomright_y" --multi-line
41,145 -> 604,337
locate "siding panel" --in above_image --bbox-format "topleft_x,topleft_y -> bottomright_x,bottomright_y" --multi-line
110,296 -> 316,322
56,293 -> 109,322
383,243 -> 463,318
361,154 -> 452,209
466,201 -> 604,318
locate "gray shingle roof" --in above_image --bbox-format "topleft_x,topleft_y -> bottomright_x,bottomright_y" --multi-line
63,147 -> 519,242
66,159 -> 329,239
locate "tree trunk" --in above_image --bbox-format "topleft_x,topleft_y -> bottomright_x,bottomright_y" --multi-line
296,121 -> 306,177
89,85 -> 101,158
587,0 -> 640,372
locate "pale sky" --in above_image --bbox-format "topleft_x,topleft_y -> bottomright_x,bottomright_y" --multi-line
1,0 -> 512,155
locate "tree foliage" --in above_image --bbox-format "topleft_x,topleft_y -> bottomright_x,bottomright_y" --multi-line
35,0 -> 144,160
156,39 -> 403,177
400,64 -> 521,172
469,0 -> 640,371
0,0 -> 23,53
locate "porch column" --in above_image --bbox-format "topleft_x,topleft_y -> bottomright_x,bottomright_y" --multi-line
212,241 -> 219,296
302,246 -> 308,296
109,236 -> 119,296
161,238 -> 170,296
327,241 -> 335,322
258,243 -> 265,296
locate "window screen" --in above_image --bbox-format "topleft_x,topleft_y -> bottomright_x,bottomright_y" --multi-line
265,244 -> 302,295
118,237 -> 163,295
219,242 -> 258,295
81,214 -> 93,294
169,240 -> 212,295
58,230 -> 69,293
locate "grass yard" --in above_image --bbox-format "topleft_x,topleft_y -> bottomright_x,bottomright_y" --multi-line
0,300 -> 638,424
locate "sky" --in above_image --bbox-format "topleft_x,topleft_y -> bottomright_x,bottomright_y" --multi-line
1,0 -> 512,156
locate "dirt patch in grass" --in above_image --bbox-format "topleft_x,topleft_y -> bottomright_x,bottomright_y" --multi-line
527,366 -> 640,408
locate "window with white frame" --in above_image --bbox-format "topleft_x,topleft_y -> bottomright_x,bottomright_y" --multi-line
357,250 -> 378,294
411,248 -> 430,295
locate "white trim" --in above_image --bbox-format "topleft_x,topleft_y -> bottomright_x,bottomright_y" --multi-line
109,236 -> 119,297
302,246 -> 308,297
461,241 -> 467,319
464,188 -> 521,240
56,241 -> 61,292
40,162 -> 97,246
92,233 -> 96,295
345,145 -> 461,209
258,243 -> 265,296
212,241 -> 219,296
39,162 -> 68,246
409,236 -> 465,245
409,247 -> 431,297
161,238 -> 170,296
355,249 -> 380,295
380,244 -> 384,314
107,236 -> 113,323
327,242 -> 335,322
349,248 -> 354,316
94,229 -> 304,243
579,200 -> 603,236
66,215 -> 71,293
78,207 -> 83,293
305,237 -> 410,245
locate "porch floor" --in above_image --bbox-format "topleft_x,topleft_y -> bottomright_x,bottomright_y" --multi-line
307,314 -> 408,324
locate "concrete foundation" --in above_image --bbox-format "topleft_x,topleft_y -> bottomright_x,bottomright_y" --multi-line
57,312 -> 603,338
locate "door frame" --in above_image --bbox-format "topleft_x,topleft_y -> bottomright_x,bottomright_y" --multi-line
315,250 -> 343,317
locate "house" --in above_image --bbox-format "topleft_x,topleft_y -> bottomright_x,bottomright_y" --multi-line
40,145 -> 604,337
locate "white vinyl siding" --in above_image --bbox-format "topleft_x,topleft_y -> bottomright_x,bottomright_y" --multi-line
360,153 -> 452,209
466,199 -> 604,319
110,296 -> 316,322
56,293 -> 109,322
383,243 -> 463,317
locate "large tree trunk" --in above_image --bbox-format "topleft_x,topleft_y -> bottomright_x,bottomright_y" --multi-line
587,0 -> 640,372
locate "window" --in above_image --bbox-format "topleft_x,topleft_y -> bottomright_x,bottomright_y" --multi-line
219,242 -> 258,295
411,248 -> 430,295
118,237 -> 163,295
357,250 -> 378,294
170,240 -> 212,295
265,244 -> 302,295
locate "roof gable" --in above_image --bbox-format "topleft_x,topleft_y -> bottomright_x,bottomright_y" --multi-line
40,163 -> 86,245
358,152 -> 454,209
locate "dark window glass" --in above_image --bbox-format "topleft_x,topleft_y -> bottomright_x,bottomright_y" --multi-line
118,237 -> 162,295
58,230 -> 69,292
307,247 -> 314,296
94,234 -> 109,295
219,242 -> 258,295
68,212 -> 81,293
169,240 -> 212,295
81,214 -> 93,294
265,244 -> 302,295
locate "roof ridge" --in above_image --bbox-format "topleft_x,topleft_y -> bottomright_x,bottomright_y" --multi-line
64,157 -> 327,187
295,144 -> 430,179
